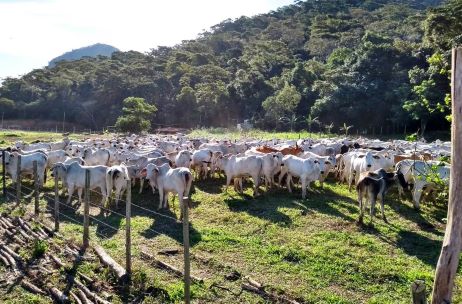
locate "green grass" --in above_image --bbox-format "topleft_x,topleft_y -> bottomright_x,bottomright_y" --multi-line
2,174 -> 460,303
0,130 -> 88,148
188,127 -> 336,140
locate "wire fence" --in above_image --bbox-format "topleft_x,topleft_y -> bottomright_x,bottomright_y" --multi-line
0,151 -> 193,303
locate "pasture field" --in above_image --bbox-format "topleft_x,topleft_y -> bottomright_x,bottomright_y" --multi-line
0,130 -> 460,303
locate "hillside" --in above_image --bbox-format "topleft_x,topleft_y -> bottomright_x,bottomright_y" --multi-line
48,43 -> 119,67
0,0 -> 458,135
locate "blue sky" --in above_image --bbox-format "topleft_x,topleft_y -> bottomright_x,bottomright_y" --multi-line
0,0 -> 294,80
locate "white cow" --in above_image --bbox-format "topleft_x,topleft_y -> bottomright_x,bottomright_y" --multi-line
175,150 -> 192,168
396,160 -> 450,209
216,155 -> 263,196
3,151 -> 48,187
348,151 -> 380,191
51,162 -> 109,206
106,164 -> 130,208
143,163 -> 193,220
279,155 -> 324,199
82,148 -> 111,166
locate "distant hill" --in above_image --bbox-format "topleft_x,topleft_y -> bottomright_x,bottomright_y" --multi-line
48,43 -> 119,67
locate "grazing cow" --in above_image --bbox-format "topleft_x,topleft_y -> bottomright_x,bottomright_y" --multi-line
279,155 -> 324,199
106,164 -> 130,208
254,152 -> 283,189
349,152 -> 381,191
299,151 -> 336,187
3,151 -> 48,187
216,155 -> 263,196
407,161 -> 450,209
82,148 -> 111,166
127,156 -> 172,193
143,163 -> 192,220
191,149 -> 219,179
45,150 -> 68,168
356,169 -> 402,222
51,162 -> 109,206
175,150 -> 192,168
63,157 -> 85,166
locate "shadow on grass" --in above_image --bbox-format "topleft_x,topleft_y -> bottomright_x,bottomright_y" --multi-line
397,230 -> 441,266
386,191 -> 444,237
221,180 -> 357,225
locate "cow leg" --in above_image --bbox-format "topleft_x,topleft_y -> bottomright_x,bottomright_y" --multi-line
301,177 -> 307,199
164,192 -> 169,209
369,191 -> 376,220
67,185 -> 75,204
139,178 -> 145,194
252,174 -> 259,197
225,176 -> 232,193
348,172 -> 354,192
357,190 -> 364,223
286,175 -> 292,193
77,188 -> 83,204
179,195 -> 184,221
158,188 -> 164,210
100,186 -> 107,207
379,193 -> 387,222
412,182 -> 424,210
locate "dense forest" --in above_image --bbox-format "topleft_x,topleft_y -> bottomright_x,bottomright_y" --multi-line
1,0 -> 461,134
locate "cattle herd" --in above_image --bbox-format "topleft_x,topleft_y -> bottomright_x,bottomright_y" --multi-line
0,134 -> 452,223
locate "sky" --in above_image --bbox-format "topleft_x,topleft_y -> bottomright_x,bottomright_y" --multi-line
0,0 -> 294,80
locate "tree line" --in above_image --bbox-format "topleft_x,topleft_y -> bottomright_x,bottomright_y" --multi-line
0,0 -> 460,135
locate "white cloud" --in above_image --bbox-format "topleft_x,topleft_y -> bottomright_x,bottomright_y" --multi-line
0,0 -> 294,79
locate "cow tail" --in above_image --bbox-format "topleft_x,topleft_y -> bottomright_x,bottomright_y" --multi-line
183,170 -> 192,199
106,169 -> 115,199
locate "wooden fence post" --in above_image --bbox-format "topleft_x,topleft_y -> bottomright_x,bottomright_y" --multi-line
125,180 -> 132,279
183,197 -> 191,304
412,280 -> 427,304
33,161 -> 39,216
16,155 -> 21,205
2,150 -> 6,200
431,47 -> 462,303
83,169 -> 90,248
54,173 -> 59,231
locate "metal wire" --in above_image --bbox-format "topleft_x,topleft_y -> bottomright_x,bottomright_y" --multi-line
131,201 -> 179,222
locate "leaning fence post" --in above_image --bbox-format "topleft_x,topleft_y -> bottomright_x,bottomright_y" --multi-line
182,197 -> 191,304
2,150 -> 6,200
431,47 -> 462,304
125,180 -> 132,280
33,161 -> 39,216
16,155 -> 21,205
83,169 -> 90,248
54,172 -> 59,231
411,280 -> 427,304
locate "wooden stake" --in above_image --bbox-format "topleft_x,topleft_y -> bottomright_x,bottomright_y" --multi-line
83,169 -> 90,248
54,173 -> 59,231
33,161 -> 39,216
183,197 -> 191,304
16,155 -> 21,205
411,280 -> 427,304
431,47 -> 462,303
125,179 -> 131,279
2,150 -> 5,199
